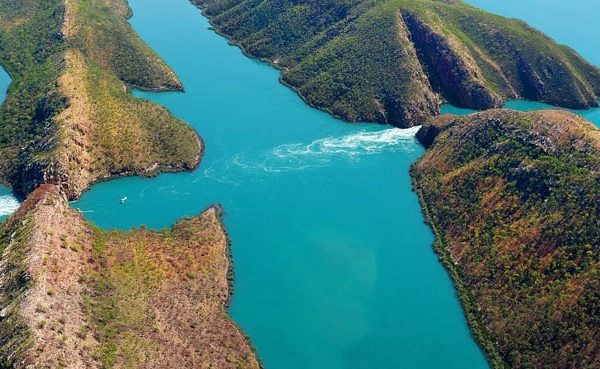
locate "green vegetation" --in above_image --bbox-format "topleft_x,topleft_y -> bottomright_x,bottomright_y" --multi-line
0,183 -> 52,368
412,110 -> 600,369
70,0 -> 183,90
84,235 -> 162,368
0,0 -> 66,189
195,0 -> 600,127
0,0 -> 200,199
0,214 -> 34,368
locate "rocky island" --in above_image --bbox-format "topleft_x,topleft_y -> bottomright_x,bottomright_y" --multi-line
412,110 -> 600,368
195,0 -> 600,127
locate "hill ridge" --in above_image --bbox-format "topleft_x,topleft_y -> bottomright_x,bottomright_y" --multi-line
195,0 -> 600,127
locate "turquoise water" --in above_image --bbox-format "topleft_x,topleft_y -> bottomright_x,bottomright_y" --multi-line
0,66 -> 9,103
62,1 -> 600,368
0,67 -> 19,221
0,185 -> 20,221
467,0 -> 600,67
453,0 -> 600,126
73,1 -> 489,368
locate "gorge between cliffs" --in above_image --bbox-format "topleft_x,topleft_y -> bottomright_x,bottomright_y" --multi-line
0,0 -> 599,369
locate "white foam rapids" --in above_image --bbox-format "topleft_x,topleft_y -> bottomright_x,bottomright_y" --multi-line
0,194 -> 20,218
274,125 -> 420,158
234,126 -> 420,172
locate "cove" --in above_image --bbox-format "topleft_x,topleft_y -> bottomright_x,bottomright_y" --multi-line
0,66 -> 19,221
73,0 -> 488,368
69,1 -> 600,369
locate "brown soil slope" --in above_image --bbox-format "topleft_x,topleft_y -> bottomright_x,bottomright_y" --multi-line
0,185 -> 259,369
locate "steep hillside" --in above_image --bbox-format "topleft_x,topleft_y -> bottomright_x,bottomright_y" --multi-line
0,185 -> 260,369
412,110 -> 600,368
0,0 -> 201,199
195,0 -> 600,127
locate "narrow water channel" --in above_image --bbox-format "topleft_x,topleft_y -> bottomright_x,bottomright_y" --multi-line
73,1 -> 489,368
72,1 -> 600,368
1,0 -> 598,368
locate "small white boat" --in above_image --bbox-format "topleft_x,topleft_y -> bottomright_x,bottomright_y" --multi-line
120,197 -> 128,204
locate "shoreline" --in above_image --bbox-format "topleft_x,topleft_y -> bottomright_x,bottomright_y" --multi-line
189,1 -> 600,127
194,1 -> 502,366
410,167 -> 506,369
194,2 -> 502,367
212,204 -> 266,369
0,186 -> 262,367
67,125 -> 204,203
192,1 -> 400,128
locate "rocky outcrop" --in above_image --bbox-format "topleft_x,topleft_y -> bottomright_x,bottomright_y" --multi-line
402,11 -> 504,110
414,114 -> 457,147
412,109 -> 600,369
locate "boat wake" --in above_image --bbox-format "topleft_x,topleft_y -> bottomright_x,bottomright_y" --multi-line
0,194 -> 20,218
234,126 -> 420,172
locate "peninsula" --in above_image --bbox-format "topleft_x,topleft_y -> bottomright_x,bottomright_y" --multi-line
0,184 -> 260,368
195,0 -> 600,127
0,0 -> 201,200
0,1 -> 259,368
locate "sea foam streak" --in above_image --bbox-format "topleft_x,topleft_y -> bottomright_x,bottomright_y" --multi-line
274,125 -> 420,158
0,195 -> 20,218
235,126 -> 420,172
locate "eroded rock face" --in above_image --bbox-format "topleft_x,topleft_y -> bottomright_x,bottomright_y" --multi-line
402,11 -> 504,110
415,114 -> 459,148
194,0 -> 600,128
0,185 -> 260,369
412,109 -> 600,369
